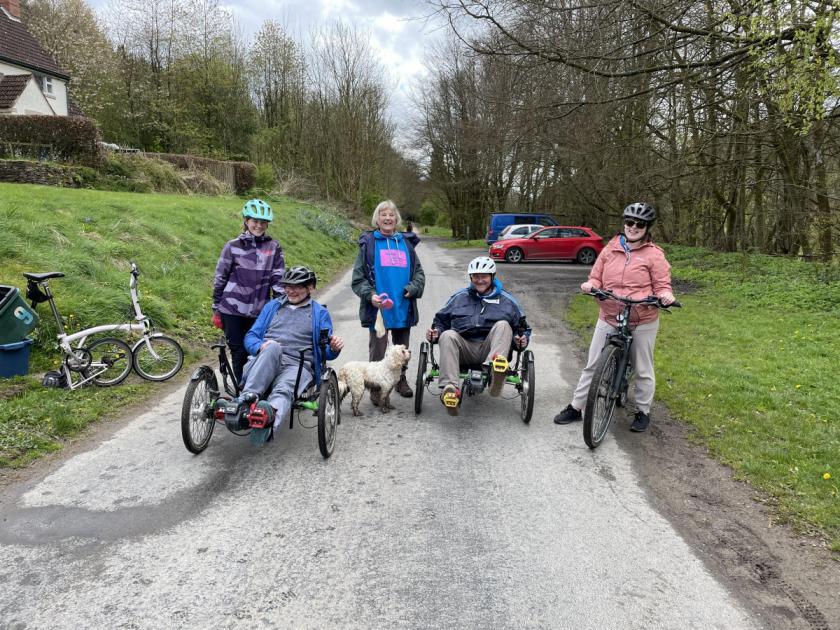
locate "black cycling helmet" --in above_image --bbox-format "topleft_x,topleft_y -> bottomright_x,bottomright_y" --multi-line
281,266 -> 317,287
623,202 -> 656,223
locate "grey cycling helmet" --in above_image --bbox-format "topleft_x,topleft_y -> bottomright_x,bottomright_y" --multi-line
623,202 -> 656,223
281,266 -> 317,287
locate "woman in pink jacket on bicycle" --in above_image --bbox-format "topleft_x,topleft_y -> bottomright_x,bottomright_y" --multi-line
554,202 -> 676,432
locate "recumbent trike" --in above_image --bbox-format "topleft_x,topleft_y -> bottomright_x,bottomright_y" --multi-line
181,329 -> 341,458
413,332 -> 535,423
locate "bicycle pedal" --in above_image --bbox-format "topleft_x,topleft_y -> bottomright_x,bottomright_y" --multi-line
442,391 -> 460,408
247,403 -> 272,429
491,355 -> 509,373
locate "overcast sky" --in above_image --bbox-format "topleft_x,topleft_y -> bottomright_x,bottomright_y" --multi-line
93,0 -> 447,149
230,0 -> 441,147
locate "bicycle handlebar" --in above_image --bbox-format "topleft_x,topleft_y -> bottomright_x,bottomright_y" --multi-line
587,288 -> 681,310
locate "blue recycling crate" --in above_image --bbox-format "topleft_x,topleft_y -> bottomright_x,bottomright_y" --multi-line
0,338 -> 34,378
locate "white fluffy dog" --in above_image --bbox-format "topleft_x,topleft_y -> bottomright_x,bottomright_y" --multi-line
338,345 -> 412,416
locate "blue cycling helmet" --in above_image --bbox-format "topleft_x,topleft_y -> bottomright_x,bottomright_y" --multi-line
242,199 -> 273,222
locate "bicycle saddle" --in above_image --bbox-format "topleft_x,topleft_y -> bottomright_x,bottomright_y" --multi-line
23,271 -> 65,281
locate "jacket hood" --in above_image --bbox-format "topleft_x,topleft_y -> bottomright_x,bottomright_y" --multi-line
608,233 -> 656,252
466,277 -> 503,298
239,231 -> 273,245
358,230 -> 421,246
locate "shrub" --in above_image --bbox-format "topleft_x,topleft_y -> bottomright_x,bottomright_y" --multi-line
0,116 -> 102,166
296,207 -> 355,243
232,161 -> 256,194
418,202 -> 438,226
253,163 -> 276,194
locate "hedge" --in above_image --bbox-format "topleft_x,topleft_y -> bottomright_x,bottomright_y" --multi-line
0,116 -> 101,167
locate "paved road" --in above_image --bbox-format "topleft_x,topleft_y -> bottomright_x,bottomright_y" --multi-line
0,239 -> 761,629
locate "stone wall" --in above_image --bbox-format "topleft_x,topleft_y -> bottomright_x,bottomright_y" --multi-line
0,160 -> 78,187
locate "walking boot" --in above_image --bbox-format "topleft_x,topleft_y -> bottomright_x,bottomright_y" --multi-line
395,373 -> 413,398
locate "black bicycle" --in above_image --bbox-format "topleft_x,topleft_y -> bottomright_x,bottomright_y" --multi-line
181,329 -> 340,458
583,289 -> 681,449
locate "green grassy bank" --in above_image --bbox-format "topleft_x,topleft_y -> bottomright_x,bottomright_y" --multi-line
567,246 -> 840,551
0,184 -> 357,467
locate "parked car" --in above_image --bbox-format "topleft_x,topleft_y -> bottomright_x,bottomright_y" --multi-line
486,213 -> 559,244
488,226 -> 604,264
499,224 -> 544,240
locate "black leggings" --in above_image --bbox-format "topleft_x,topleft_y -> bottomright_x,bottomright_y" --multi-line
221,313 -> 257,385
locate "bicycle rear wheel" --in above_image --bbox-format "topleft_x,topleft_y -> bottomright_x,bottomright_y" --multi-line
583,344 -> 621,449
133,335 -> 184,381
86,338 -> 132,386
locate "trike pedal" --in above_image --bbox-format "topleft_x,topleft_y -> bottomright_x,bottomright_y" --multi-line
247,402 -> 273,429
491,354 -> 509,373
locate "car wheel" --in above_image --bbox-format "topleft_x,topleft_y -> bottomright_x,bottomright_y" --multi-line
505,247 -> 524,263
576,247 -> 596,265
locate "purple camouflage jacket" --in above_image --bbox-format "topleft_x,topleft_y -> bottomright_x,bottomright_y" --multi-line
212,232 -> 285,318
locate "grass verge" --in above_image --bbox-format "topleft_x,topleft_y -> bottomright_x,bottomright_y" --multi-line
566,245 -> 840,551
440,239 -> 486,249
0,183 -> 357,467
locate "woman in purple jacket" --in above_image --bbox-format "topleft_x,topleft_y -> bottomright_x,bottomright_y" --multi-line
212,199 -> 285,383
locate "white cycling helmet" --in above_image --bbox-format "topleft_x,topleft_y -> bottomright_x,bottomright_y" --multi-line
467,256 -> 497,276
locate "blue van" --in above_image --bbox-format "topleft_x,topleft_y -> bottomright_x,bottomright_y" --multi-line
486,213 -> 559,244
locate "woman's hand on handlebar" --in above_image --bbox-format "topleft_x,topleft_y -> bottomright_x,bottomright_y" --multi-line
581,281 -> 595,293
658,291 -> 676,306
426,328 -> 440,342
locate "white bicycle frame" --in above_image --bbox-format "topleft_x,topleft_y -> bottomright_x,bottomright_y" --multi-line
38,263 -> 158,389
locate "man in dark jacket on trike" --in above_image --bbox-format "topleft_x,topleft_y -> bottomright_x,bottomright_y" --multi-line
425,256 -> 530,416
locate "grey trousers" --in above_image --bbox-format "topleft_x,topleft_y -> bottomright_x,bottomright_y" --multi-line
438,321 -> 513,388
241,342 -> 313,429
571,318 -> 660,415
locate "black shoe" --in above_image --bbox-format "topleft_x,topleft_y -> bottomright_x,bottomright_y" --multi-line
223,392 -> 257,431
630,411 -> 650,432
553,404 -> 582,424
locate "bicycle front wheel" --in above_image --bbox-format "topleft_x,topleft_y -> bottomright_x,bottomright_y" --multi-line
318,370 -> 340,459
583,344 -> 621,449
87,338 -> 133,387
181,368 -> 218,454
133,335 -> 184,381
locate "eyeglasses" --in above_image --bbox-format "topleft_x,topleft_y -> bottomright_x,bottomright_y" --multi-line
623,219 -> 648,229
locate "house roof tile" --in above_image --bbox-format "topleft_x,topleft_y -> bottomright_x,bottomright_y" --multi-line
0,73 -> 30,108
0,10 -> 69,79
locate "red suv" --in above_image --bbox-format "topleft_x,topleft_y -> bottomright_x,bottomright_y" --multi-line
488,226 -> 604,264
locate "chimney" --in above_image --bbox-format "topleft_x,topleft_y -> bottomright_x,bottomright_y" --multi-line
0,0 -> 21,19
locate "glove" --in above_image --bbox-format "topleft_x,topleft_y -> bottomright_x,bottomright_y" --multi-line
211,312 -> 223,329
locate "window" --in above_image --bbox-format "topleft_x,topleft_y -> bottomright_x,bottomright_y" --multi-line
536,228 -> 562,238
560,228 -> 589,238
39,75 -> 53,95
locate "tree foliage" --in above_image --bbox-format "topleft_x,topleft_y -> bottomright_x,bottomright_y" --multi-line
422,0 -> 840,257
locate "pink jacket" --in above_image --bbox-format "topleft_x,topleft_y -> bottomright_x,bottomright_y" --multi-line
587,235 -> 672,326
